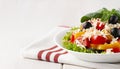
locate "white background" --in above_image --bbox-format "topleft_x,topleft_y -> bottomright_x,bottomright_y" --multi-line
0,0 -> 120,69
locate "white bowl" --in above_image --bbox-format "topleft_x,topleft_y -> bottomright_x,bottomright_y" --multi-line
54,29 -> 120,63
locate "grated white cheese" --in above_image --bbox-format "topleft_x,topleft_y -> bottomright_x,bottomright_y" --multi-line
105,23 -> 120,31
106,48 -> 114,54
81,19 -> 108,40
111,38 -> 118,43
75,40 -> 85,48
82,27 -> 107,40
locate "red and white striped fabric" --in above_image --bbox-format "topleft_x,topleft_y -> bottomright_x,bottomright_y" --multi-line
37,25 -> 70,63
22,26 -> 120,69
38,45 -> 68,63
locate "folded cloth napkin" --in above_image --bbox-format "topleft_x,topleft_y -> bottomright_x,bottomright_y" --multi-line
22,26 -> 120,69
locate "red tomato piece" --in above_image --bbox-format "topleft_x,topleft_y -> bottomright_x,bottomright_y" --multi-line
83,38 -> 90,48
112,48 -> 120,53
70,34 -> 75,43
90,35 -> 107,44
96,22 -> 105,30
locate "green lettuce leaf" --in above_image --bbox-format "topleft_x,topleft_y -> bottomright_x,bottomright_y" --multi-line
80,8 -> 120,23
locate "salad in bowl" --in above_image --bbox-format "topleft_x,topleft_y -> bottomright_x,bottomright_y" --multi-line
55,8 -> 120,62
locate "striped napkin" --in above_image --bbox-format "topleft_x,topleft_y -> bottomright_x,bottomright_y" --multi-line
22,26 -> 120,69
38,45 -> 68,63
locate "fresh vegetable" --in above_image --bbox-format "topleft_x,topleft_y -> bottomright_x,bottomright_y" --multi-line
90,44 -> 98,49
70,34 -> 75,43
63,41 -> 95,53
97,41 -> 120,50
111,47 -> 120,53
81,12 -> 103,23
63,32 -> 72,41
96,22 -> 105,30
81,8 -> 120,23
90,35 -> 107,44
74,32 -> 85,39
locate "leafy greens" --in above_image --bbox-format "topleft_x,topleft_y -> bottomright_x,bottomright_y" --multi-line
81,8 -> 120,23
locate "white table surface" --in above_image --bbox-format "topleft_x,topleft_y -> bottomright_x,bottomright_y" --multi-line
0,0 -> 120,69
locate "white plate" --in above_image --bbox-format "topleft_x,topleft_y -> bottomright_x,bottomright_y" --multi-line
54,29 -> 120,62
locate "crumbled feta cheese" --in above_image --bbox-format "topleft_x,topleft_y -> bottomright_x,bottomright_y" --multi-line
106,48 -> 114,54
111,38 -> 118,43
75,40 -> 85,48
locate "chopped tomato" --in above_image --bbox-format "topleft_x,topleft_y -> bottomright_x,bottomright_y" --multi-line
70,34 -> 75,43
96,22 -> 105,30
90,35 -> 107,44
112,48 -> 120,53
83,38 -> 90,47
